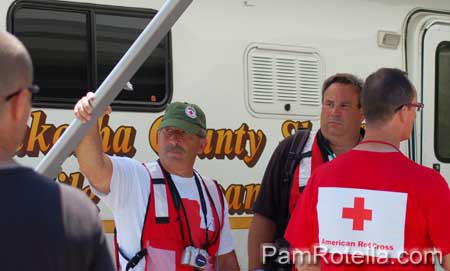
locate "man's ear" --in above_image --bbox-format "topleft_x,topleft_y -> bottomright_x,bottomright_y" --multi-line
397,106 -> 410,125
10,89 -> 30,122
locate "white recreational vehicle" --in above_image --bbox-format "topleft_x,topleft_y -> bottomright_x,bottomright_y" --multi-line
2,0 -> 450,269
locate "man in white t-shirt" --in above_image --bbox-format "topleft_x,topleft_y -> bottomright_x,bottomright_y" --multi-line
74,95 -> 240,271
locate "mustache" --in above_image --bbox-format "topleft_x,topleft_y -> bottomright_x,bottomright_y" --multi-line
164,144 -> 185,153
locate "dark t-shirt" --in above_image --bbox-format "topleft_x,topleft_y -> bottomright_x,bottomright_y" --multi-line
253,134 -> 298,238
253,130 -> 333,239
0,166 -> 114,271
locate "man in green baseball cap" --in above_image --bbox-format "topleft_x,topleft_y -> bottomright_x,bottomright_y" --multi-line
156,101 -> 208,173
74,96 -> 240,271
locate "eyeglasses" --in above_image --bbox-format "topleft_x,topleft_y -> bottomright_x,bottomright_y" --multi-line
395,102 -> 424,112
160,127 -> 191,139
160,126 -> 204,140
4,84 -> 40,101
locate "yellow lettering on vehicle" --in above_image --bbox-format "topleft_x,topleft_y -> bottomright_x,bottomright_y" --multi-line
149,117 -> 266,167
281,120 -> 313,138
98,115 -> 136,156
17,111 -> 136,157
57,171 -> 100,204
223,183 -> 260,215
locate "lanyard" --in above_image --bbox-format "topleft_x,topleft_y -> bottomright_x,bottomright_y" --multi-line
158,161 -> 210,250
317,129 -> 336,162
325,146 -> 336,160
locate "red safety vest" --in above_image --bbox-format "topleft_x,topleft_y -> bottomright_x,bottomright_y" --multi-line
115,161 -> 225,271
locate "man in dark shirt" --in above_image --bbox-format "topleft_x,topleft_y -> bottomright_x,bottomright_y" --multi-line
0,31 -> 114,270
248,73 -> 364,270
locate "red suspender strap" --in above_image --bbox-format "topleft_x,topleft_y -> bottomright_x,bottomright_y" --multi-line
212,180 -> 225,231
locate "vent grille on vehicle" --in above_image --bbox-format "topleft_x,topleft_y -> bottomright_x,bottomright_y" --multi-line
246,44 -> 323,117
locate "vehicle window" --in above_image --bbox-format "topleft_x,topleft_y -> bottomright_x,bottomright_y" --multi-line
12,8 -> 89,105
9,1 -> 171,111
435,41 -> 450,162
96,13 -> 169,109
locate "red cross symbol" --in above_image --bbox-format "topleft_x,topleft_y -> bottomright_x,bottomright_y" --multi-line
342,197 -> 372,231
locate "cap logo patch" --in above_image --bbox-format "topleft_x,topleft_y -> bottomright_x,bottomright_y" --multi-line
185,105 -> 197,119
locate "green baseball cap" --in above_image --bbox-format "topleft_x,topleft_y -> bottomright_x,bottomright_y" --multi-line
159,102 -> 206,135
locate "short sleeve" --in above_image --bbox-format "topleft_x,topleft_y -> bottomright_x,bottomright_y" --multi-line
284,173 -> 318,252
420,170 -> 450,255
92,156 -> 149,213
218,196 -> 235,255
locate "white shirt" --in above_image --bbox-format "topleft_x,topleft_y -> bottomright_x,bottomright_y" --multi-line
93,156 -> 234,271
298,130 -> 317,187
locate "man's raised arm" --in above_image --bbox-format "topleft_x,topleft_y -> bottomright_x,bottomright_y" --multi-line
74,92 -> 112,194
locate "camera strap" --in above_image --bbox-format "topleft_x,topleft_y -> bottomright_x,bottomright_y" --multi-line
159,162 -> 210,250
193,172 -> 209,250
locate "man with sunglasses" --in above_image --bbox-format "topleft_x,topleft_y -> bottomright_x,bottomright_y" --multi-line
74,97 -> 240,271
0,31 -> 113,270
286,68 -> 450,270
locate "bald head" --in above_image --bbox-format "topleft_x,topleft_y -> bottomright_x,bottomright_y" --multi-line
0,31 -> 33,98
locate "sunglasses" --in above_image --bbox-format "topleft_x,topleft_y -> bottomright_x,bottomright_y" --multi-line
394,102 -> 424,112
4,84 -> 40,101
